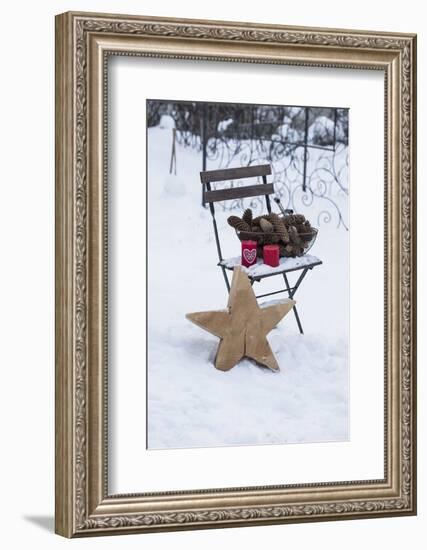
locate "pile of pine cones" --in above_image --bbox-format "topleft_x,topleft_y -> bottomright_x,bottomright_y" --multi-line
227,208 -> 317,258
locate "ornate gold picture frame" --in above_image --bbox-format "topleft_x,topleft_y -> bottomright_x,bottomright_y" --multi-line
55,11 -> 417,537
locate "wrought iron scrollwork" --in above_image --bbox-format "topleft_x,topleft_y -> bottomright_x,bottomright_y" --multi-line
148,100 -> 349,229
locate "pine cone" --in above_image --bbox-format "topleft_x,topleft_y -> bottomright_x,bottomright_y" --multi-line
281,244 -> 295,257
288,225 -> 302,245
284,214 -> 306,226
227,216 -> 251,232
299,228 -> 315,243
295,223 -> 312,240
242,208 -> 253,226
270,213 -> 290,244
282,214 -> 296,226
239,231 -> 262,243
263,233 -> 276,245
252,214 -> 275,225
260,218 -> 274,233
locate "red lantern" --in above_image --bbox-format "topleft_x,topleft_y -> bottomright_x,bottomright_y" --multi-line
241,240 -> 257,267
263,244 -> 280,267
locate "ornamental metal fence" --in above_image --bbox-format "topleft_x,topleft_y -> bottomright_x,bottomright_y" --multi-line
148,100 -> 349,229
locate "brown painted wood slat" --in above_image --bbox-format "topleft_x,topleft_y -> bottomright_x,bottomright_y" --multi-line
204,183 -> 274,203
200,164 -> 271,183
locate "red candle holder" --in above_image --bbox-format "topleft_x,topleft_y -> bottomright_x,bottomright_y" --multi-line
241,240 -> 257,267
263,244 -> 280,267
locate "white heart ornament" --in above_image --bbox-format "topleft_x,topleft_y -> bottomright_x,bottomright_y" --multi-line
243,248 -> 256,264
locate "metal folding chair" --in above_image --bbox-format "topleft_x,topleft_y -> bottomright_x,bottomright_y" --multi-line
200,164 -> 322,334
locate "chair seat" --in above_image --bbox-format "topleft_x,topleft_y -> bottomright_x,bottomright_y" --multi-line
219,254 -> 322,280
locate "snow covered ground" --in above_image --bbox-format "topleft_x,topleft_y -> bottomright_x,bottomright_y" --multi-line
147,125 -> 349,450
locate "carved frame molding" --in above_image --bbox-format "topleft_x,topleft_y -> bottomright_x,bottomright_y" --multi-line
55,11 -> 416,537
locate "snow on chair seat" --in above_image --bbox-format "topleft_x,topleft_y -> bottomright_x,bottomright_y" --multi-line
219,254 -> 322,280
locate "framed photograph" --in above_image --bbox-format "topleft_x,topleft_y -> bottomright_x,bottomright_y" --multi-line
55,11 -> 417,537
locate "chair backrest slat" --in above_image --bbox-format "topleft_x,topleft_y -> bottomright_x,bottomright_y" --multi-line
200,164 -> 271,184
204,183 -> 274,204
200,164 -> 273,263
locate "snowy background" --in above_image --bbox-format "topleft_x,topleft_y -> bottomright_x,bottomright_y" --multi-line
147,104 -> 349,450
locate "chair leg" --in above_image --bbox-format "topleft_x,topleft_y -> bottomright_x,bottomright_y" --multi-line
283,270 -> 308,335
221,266 -> 231,293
